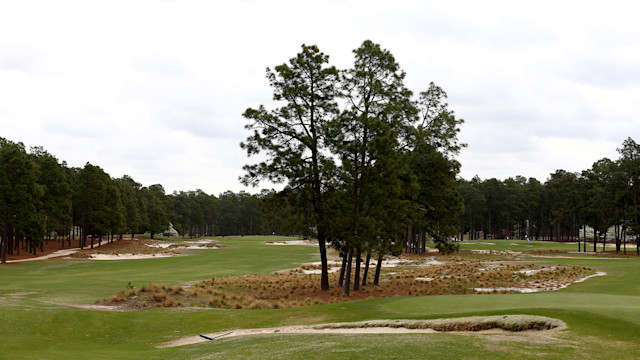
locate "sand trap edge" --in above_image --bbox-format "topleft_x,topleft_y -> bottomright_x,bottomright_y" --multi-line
157,315 -> 566,348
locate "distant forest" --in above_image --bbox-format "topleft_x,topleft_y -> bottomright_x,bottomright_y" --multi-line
1,135 -> 639,263
0,137 -> 270,263
459,137 -> 640,253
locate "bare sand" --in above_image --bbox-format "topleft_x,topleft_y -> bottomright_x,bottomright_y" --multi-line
298,258 -> 425,274
88,254 -> 177,260
264,240 -> 317,246
157,315 -> 565,348
147,239 -> 222,249
473,271 -> 607,293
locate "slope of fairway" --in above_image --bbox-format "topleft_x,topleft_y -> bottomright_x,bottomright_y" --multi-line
1,237 -> 640,359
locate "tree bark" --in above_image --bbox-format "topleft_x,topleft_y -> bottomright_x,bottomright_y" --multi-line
361,249 -> 371,286
353,246 -> 361,291
338,254 -> 347,287
1,219 -> 7,264
373,252 -> 384,285
342,245 -> 353,296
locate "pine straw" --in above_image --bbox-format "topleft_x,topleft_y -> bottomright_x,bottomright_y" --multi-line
100,255 -> 596,310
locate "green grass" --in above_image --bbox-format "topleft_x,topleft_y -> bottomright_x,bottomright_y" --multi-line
456,239 -> 580,251
1,236 -> 640,359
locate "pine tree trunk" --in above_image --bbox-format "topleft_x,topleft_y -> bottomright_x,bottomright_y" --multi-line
373,253 -> 384,285
1,220 -> 7,264
342,245 -> 353,296
338,254 -> 347,287
353,246 -> 361,291
362,249 -> 371,286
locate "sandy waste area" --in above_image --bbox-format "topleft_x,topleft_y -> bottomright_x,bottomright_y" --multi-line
297,257 -> 443,274
264,240 -> 317,246
473,271 -> 607,293
157,315 -> 566,348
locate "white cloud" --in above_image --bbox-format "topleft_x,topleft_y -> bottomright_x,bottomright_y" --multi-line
1,0 -> 640,194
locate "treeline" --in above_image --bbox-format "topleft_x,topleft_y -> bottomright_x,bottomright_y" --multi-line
242,40 -> 465,294
0,138 -> 267,263
459,137 -> 640,253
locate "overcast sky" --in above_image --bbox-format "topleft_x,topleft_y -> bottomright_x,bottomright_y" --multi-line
2,1 -> 639,195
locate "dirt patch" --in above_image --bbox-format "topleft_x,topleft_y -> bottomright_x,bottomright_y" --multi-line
157,315 -> 565,348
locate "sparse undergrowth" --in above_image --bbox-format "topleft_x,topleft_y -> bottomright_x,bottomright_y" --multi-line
101,255 -> 595,310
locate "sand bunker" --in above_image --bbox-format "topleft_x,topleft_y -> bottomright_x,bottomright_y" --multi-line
264,240 -> 317,246
147,239 -> 225,250
69,304 -> 131,312
471,249 -> 522,255
85,239 -> 228,260
473,271 -> 607,293
89,254 -> 177,260
157,315 -> 565,348
298,258 -> 421,274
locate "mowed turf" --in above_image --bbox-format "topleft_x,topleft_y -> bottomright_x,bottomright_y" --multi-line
1,237 -> 640,359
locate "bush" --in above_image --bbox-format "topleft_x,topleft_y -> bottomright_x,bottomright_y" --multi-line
435,239 -> 459,255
